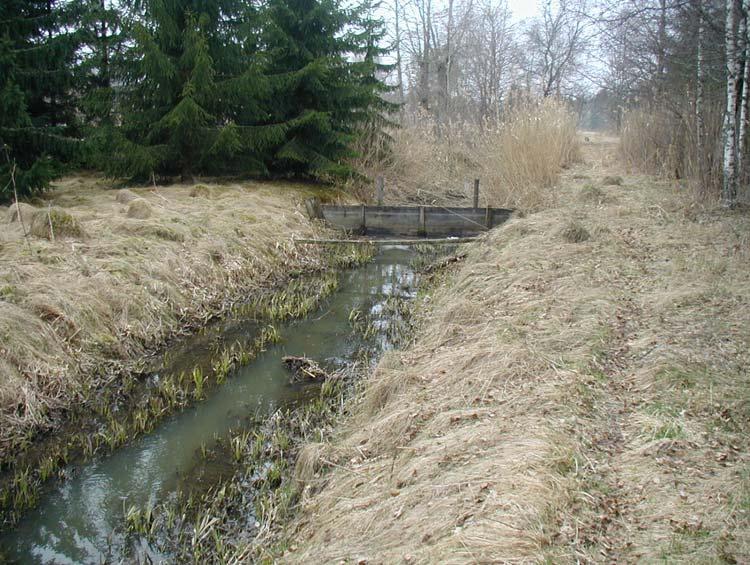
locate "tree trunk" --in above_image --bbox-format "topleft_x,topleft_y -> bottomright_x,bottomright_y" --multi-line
656,0 -> 668,98
696,0 -> 707,194
100,0 -> 110,89
418,0 -> 431,111
723,0 -> 740,207
738,0 -> 750,185
394,0 -> 404,113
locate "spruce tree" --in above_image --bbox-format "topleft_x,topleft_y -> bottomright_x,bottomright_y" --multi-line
0,0 -> 81,202
77,1 -> 124,127
109,0 -> 283,182
261,0 -> 395,178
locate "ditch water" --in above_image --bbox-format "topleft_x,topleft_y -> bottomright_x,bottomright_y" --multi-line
1,246 -> 422,564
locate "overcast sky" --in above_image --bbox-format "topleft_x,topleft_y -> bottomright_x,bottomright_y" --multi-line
507,0 -> 541,21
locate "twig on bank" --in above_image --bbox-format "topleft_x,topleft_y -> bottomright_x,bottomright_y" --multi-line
3,146 -> 32,252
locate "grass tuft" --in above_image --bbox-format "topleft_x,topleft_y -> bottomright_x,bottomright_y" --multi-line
29,208 -> 86,240
115,189 -> 138,204
601,175 -> 623,186
7,202 -> 37,224
560,221 -> 590,243
126,198 -> 152,219
189,185 -> 213,198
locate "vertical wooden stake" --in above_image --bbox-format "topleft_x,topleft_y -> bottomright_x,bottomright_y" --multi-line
375,175 -> 384,206
485,206 -> 491,229
473,178 -> 480,209
419,206 -> 426,236
360,204 -> 366,234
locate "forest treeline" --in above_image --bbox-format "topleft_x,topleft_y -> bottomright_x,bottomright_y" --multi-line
0,0 -> 392,202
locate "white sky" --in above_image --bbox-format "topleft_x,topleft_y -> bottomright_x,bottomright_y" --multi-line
507,0 -> 541,21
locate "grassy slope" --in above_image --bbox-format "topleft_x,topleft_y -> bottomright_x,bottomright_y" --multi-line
281,135 -> 750,563
0,175 -> 334,460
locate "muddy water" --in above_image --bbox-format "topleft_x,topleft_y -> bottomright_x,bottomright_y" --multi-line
2,246 -> 419,564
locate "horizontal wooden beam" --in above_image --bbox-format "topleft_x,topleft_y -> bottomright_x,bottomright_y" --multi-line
294,237 -> 479,245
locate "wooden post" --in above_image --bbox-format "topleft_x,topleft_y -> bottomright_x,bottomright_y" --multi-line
473,179 -> 480,209
419,206 -> 426,236
304,197 -> 323,219
360,204 -> 366,234
485,206 -> 491,229
375,175 -> 384,206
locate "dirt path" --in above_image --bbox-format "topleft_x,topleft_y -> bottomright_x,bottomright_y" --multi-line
279,134 -> 750,563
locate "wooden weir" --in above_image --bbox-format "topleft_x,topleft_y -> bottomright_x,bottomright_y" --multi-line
304,177 -> 513,241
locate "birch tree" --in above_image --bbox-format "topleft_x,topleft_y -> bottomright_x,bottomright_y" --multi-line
723,0 -> 740,207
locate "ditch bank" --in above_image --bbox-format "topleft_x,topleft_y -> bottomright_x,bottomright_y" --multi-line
0,243 -> 456,562
0,176 -> 356,527
276,138 -> 750,563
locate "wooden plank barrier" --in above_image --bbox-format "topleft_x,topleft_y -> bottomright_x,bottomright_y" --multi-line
318,205 -> 512,237
304,178 -> 513,238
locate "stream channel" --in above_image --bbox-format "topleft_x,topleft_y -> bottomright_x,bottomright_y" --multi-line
2,245 -> 425,563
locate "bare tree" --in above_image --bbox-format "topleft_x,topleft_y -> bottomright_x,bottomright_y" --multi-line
463,0 -> 515,122
526,0 -> 588,97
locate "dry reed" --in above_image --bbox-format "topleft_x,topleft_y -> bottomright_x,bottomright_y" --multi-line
356,98 -> 580,213
619,101 -> 728,202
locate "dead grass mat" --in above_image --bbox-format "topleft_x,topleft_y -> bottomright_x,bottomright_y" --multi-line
280,134 -> 750,563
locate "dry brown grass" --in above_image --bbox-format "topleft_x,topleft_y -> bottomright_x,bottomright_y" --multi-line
619,102 -> 732,202
356,99 -> 580,213
189,184 -> 214,198
279,133 -> 750,563
0,174 -> 334,460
